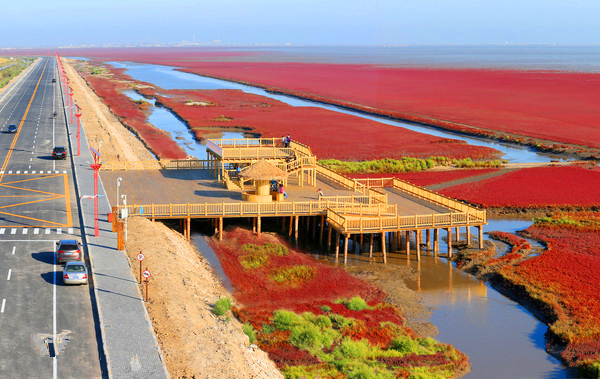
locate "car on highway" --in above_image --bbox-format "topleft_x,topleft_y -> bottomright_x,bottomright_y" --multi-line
7,124 -> 17,133
52,78 -> 56,83
56,239 -> 83,264
52,146 -> 67,159
63,262 -> 88,285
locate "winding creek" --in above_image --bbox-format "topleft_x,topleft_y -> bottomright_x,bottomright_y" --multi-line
105,60 -> 572,377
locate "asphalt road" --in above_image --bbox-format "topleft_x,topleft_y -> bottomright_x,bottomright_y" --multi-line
0,57 -> 104,377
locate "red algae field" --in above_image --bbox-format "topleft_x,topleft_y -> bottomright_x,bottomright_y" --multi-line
146,88 -> 497,161
439,165 -> 600,208
208,228 -> 469,378
173,62 -> 600,154
500,213 -> 600,372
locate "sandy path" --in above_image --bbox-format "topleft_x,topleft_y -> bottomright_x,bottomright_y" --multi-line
62,59 -> 155,162
426,168 -> 517,191
61,58 -> 282,378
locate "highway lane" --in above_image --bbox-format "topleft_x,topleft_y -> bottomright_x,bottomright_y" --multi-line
0,57 -> 103,377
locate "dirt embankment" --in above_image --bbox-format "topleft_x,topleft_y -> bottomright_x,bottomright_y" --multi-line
62,58 -> 282,378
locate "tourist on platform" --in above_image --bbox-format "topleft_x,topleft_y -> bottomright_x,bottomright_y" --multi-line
280,184 -> 288,199
317,188 -> 324,197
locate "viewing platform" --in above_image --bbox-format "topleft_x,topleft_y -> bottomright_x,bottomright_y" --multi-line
101,138 -> 486,263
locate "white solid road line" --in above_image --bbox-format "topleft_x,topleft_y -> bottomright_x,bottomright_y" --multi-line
11,246 -> 15,255
53,240 -> 57,378
1,299 -> 5,313
6,269 -> 11,281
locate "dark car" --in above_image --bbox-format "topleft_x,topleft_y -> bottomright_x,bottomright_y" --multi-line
56,239 -> 83,264
7,124 -> 17,133
52,146 -> 66,160
52,78 -> 56,83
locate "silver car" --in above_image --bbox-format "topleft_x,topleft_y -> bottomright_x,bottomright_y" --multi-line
63,262 -> 88,285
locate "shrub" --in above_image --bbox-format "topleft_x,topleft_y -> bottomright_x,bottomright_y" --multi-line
289,323 -> 322,350
212,297 -> 232,316
273,310 -> 305,331
389,336 -> 420,355
243,323 -> 257,344
314,315 -> 333,329
262,324 -> 276,334
346,296 -> 369,311
337,338 -> 371,359
329,313 -> 353,329
321,305 -> 332,313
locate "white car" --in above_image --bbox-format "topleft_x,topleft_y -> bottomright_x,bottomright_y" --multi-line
63,262 -> 88,285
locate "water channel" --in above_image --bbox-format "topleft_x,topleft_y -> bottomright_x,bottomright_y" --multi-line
106,60 -> 570,377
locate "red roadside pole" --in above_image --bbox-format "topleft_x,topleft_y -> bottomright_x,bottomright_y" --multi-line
75,106 -> 82,156
90,147 -> 102,237
69,88 -> 74,124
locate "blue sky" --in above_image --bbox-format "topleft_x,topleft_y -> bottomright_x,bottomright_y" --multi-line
1,0 -> 599,47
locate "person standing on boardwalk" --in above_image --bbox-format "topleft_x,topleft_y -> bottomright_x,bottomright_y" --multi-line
285,134 -> 291,148
280,183 -> 288,199
317,188 -> 324,197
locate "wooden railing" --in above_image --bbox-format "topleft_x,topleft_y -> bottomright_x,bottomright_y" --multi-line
289,140 -> 313,157
211,137 -> 279,147
101,161 -> 161,171
391,178 -> 479,214
276,156 -> 317,173
118,198 -> 394,219
220,147 -> 295,160
315,164 -> 360,191
327,208 -> 486,233
161,159 -> 210,169
354,176 -> 482,215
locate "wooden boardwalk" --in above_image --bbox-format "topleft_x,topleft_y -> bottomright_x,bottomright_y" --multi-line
102,138 -> 487,263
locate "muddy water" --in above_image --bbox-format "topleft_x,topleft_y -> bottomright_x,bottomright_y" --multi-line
107,60 -> 571,376
189,232 -> 233,293
123,90 -> 252,159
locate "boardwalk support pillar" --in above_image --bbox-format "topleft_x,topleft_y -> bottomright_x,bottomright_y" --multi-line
219,217 -> 223,241
466,226 -> 471,246
257,216 -> 262,238
381,232 -> 387,263
447,228 -> 453,258
294,216 -> 299,245
344,234 -> 349,264
478,225 -> 484,249
434,228 -> 439,255
416,230 -> 421,261
405,231 -> 410,256
335,232 -> 340,262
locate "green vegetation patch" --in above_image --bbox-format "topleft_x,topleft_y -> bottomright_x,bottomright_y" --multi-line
0,57 -> 35,89
319,156 -> 504,174
335,296 -> 371,311
242,242 -> 288,256
264,308 -> 466,378
243,323 -> 257,344
212,297 -> 232,316
269,265 -> 316,287
239,243 -> 289,270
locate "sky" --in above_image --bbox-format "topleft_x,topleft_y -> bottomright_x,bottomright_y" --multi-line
1,0 -> 599,47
